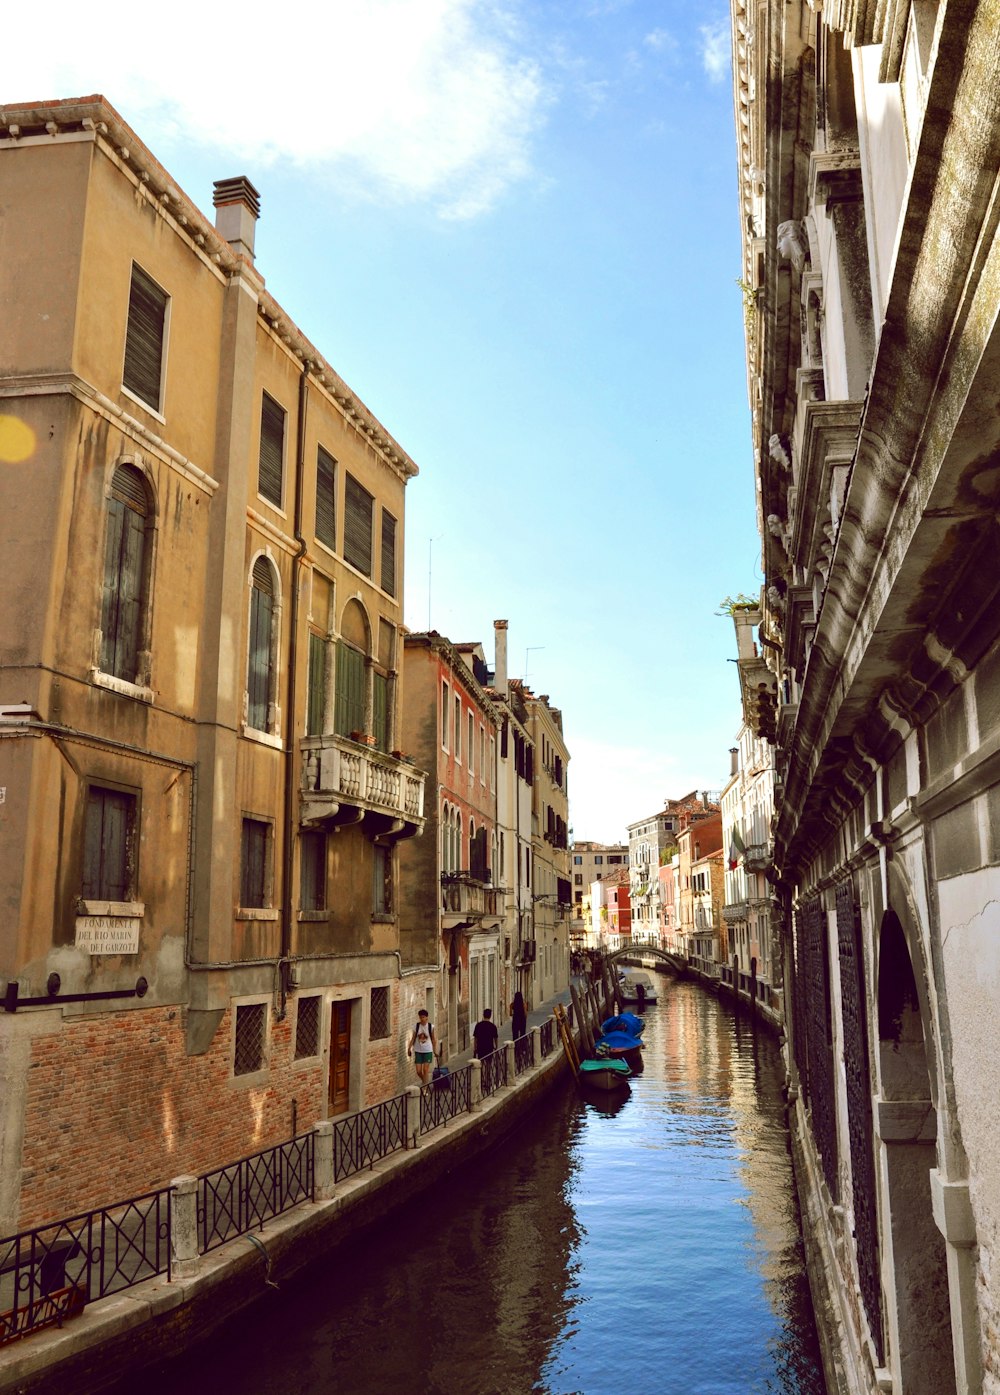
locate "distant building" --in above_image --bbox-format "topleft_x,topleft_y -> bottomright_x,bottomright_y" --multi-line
720,717 -> 777,990
569,840 -> 629,940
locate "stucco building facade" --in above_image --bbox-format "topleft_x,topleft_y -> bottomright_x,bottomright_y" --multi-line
0,97 -> 427,1231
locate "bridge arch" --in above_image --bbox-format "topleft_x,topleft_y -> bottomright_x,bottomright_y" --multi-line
605,945 -> 686,976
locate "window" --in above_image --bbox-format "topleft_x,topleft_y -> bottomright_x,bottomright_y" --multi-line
300,830 -> 327,911
247,557 -> 276,731
373,671 -> 389,752
595,856 -> 603,865
372,844 -> 391,915
316,446 -> 336,550
306,632 -> 326,736
573,855 -> 582,865
441,683 -> 450,748
295,996 -> 321,1059
574,874 -> 583,886
258,393 -> 286,507
344,474 -> 373,575
83,786 -> 138,901
380,509 -> 397,595
369,986 -> 390,1040
480,727 -> 486,783
468,712 -> 474,773
334,641 -> 365,736
240,817 -> 270,908
234,1002 -> 266,1075
454,696 -> 462,761
100,464 -> 151,683
123,264 -> 167,411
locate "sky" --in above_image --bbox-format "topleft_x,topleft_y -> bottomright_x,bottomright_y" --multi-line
9,0 -> 761,842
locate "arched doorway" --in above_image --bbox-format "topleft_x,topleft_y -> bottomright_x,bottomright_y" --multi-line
876,905 -> 955,1394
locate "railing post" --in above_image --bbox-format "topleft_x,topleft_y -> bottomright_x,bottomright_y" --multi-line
529,1025 -> 541,1068
406,1085 -> 422,1143
313,1120 -> 335,1200
469,1058 -> 482,1107
504,1040 -> 516,1085
169,1175 -> 200,1276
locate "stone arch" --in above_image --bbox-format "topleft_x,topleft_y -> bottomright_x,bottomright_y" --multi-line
876,878 -> 956,1395
340,596 -> 371,654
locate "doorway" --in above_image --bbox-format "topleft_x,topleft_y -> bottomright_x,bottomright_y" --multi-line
328,1000 -> 352,1117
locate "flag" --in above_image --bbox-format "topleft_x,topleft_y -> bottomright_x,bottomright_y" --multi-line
728,826 -> 746,870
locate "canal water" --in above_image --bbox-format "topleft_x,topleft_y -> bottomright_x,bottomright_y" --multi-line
126,982 -> 826,1395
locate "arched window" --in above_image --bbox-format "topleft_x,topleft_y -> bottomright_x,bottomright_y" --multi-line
247,556 -> 277,731
100,464 -> 151,682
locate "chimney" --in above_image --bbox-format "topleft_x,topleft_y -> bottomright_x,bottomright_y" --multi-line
494,620 -> 508,691
730,747 -> 739,777
213,176 -> 261,262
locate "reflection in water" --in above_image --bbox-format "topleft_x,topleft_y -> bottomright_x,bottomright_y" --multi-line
122,982 -> 825,1395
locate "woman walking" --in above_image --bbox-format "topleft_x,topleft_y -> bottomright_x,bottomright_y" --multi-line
510,990 -> 527,1040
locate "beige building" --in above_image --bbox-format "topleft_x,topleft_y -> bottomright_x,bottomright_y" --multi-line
732,3 -> 1000,1392
569,840 -> 628,942
523,688 -> 571,1009
0,97 -> 427,1231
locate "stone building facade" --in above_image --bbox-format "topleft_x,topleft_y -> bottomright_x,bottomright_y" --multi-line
0,97 -> 427,1231
731,4 -> 1000,1392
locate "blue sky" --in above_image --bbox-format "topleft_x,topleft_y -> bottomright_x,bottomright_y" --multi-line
15,0 -> 760,841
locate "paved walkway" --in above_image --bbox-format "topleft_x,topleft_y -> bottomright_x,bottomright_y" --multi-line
448,978 -> 591,1069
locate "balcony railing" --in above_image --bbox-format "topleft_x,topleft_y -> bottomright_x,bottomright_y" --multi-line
743,842 -> 771,871
440,873 -> 500,920
301,735 -> 425,830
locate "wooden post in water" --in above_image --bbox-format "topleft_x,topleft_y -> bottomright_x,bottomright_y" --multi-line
570,982 -> 594,1055
587,979 -> 602,1035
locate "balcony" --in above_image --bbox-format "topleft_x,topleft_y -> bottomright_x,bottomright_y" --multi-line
300,735 -> 426,837
743,842 -> 771,872
440,872 -> 501,930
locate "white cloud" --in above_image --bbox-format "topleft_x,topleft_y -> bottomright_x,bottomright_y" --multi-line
700,19 -> 731,84
643,28 -> 677,53
7,0 -> 547,220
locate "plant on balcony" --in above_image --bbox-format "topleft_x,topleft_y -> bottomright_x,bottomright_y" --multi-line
349,731 -> 376,746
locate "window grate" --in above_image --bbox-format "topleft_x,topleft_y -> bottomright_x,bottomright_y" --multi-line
295,996 -> 321,1059
234,1003 -> 266,1075
369,986 -> 390,1040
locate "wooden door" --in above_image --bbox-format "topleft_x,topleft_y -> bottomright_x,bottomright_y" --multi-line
328,1001 -> 352,1116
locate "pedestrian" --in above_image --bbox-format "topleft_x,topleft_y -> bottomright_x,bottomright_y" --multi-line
407,1008 -> 438,1085
510,990 -> 527,1040
473,1007 -> 499,1059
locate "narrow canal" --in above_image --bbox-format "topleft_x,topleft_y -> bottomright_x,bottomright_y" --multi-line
127,981 -> 827,1395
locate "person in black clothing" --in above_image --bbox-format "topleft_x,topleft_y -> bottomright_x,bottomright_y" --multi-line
510,991 -> 527,1039
473,1008 -> 499,1059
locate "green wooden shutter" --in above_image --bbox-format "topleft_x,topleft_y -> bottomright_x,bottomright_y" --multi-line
241,819 -> 268,907
307,632 -> 326,736
258,393 -> 285,506
372,672 -> 388,751
123,265 -> 167,409
334,642 -> 365,736
343,475 -> 373,575
248,559 -> 274,730
380,510 -> 396,595
83,788 -> 134,900
316,446 -> 336,550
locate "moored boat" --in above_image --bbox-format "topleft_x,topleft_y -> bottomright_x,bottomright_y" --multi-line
579,1057 -> 632,1092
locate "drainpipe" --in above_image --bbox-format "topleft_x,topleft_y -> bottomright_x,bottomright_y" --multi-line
279,361 -> 310,1017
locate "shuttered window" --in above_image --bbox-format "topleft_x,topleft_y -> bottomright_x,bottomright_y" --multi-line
334,641 -> 365,737
240,818 -> 270,907
343,474 -> 373,576
380,509 -> 396,595
247,558 -> 275,731
258,393 -> 285,507
300,830 -> 327,911
83,787 -> 137,901
373,671 -> 388,752
100,465 -> 149,681
372,844 -> 391,915
316,446 -> 336,550
306,632 -> 326,736
123,264 -> 167,410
